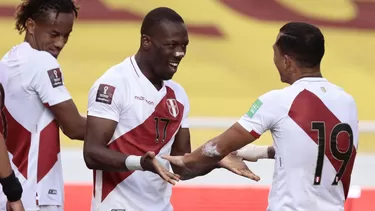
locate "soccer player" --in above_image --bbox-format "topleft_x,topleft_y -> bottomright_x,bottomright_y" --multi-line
163,22 -> 358,211
0,81 -> 24,211
83,7 -> 258,211
0,1 -> 86,211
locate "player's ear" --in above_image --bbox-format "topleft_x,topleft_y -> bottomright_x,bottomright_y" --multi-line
284,55 -> 295,72
25,18 -> 36,35
141,35 -> 152,50
283,55 -> 291,68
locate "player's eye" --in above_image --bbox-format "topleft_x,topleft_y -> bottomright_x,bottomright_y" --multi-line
164,43 -> 175,48
49,33 -> 59,39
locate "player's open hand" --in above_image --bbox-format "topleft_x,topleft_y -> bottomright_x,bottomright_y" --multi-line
141,151 -> 180,185
6,200 -> 25,211
219,153 -> 260,181
161,154 -> 186,168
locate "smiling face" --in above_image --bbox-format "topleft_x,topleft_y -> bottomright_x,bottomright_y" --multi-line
26,11 -> 74,58
142,21 -> 189,81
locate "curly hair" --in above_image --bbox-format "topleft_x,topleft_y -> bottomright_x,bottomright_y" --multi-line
15,0 -> 79,34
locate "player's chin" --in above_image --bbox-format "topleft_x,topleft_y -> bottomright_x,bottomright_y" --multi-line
162,71 -> 176,80
47,50 -> 60,58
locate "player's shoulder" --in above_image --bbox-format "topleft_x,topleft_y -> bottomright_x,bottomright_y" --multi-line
29,49 -> 59,70
258,88 -> 286,103
328,82 -> 357,105
165,80 -> 185,91
95,60 -> 127,81
164,80 -> 188,98
90,58 -> 133,95
255,87 -> 301,115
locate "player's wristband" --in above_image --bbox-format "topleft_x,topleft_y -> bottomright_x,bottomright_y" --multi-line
125,156 -> 143,171
237,144 -> 269,161
0,170 -> 23,202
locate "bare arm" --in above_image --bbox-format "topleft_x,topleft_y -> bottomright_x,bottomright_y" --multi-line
183,123 -> 257,171
0,133 -> 12,178
170,128 -> 218,180
83,116 -> 129,171
49,99 -> 86,140
0,83 -> 11,178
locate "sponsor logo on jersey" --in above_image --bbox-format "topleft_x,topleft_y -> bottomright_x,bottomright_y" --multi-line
134,96 -> 154,105
47,68 -> 63,88
247,99 -> 263,118
96,84 -> 116,104
166,98 -> 179,118
48,189 -> 57,195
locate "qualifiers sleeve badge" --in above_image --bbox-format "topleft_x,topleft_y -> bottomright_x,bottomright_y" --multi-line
247,99 -> 263,118
96,84 -> 116,104
47,68 -> 63,88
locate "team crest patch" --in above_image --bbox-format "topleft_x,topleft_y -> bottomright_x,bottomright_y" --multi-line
96,84 -> 116,104
47,68 -> 63,88
247,99 -> 263,118
166,98 -> 179,118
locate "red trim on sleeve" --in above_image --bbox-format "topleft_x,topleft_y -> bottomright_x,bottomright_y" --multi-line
250,130 -> 260,139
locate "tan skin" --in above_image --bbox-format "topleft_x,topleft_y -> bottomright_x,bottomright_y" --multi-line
0,84 -> 24,211
83,21 -> 260,184
25,11 -> 86,140
162,32 -> 323,174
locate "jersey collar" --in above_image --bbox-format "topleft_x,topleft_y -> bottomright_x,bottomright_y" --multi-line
293,77 -> 328,84
130,55 -> 166,92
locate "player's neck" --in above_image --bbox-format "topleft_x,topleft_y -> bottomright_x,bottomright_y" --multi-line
24,34 -> 37,51
291,68 -> 323,84
134,52 -> 163,90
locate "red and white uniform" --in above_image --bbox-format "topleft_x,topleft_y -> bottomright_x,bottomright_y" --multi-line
238,77 -> 358,211
0,42 -> 71,210
87,56 -> 190,211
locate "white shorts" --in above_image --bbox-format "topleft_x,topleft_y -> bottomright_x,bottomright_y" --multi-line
38,206 -> 63,211
0,205 -> 63,211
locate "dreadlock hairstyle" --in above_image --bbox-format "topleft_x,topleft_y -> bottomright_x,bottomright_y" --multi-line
15,0 -> 79,34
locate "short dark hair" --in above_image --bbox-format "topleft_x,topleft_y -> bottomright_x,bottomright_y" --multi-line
140,7 -> 184,36
15,0 -> 79,34
276,22 -> 325,68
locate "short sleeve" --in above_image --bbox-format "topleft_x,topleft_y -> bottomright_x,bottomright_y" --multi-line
29,53 -> 71,106
87,80 -> 125,123
237,90 -> 281,138
181,93 -> 190,128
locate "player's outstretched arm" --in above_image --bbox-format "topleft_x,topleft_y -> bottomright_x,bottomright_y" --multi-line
83,116 -> 180,185
170,127 -> 259,180
163,91 -> 281,178
169,127 -> 215,180
163,123 -> 259,176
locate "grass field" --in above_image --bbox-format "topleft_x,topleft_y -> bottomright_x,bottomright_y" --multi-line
0,0 -> 374,152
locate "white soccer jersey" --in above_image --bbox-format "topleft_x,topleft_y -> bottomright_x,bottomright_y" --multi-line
87,56 -> 190,211
238,77 -> 358,211
0,42 -> 71,210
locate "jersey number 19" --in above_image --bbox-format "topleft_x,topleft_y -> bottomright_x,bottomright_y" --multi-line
311,122 -> 354,185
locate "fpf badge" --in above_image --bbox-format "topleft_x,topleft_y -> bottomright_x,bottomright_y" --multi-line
166,99 -> 179,118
